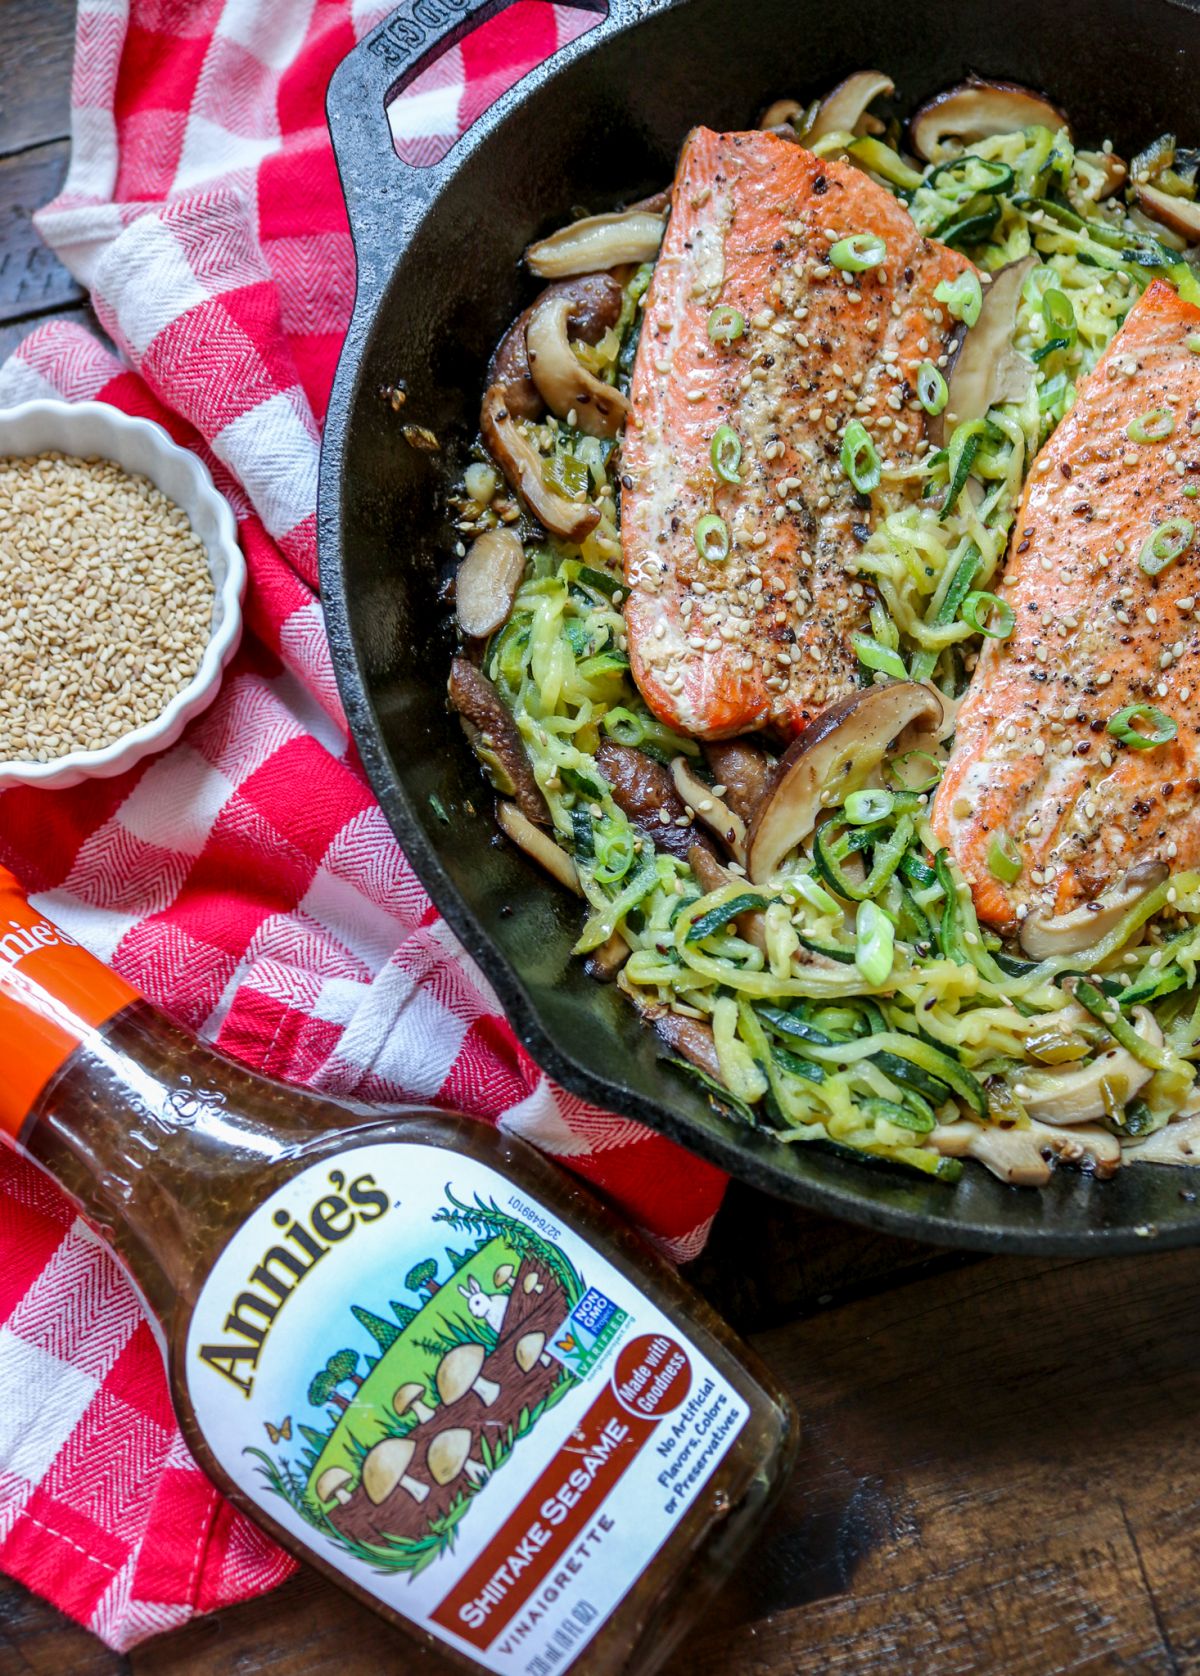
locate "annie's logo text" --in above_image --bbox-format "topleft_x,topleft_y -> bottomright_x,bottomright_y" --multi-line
197,1168 -> 389,1398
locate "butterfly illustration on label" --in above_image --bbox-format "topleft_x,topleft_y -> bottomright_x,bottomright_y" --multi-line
265,1416 -> 292,1445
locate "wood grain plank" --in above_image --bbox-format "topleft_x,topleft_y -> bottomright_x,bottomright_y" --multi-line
0,142 -> 82,323
0,1573 -> 127,1676
667,1248 -> 1200,1675
0,0 -> 76,156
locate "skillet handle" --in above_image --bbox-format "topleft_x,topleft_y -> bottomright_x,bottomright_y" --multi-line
327,0 -> 662,258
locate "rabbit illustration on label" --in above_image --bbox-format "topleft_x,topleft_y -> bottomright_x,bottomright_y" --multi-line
459,1272 -> 510,1334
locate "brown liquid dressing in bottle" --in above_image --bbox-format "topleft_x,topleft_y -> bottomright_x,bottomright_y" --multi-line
0,867 -> 797,1673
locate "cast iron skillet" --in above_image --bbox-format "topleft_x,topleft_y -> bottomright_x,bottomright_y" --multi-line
318,0 -> 1200,1254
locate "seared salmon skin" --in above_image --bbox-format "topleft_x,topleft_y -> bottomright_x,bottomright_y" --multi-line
933,279 -> 1200,932
620,128 -> 974,740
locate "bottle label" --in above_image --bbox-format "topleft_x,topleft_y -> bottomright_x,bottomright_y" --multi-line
186,1144 -> 748,1673
0,867 -> 139,1140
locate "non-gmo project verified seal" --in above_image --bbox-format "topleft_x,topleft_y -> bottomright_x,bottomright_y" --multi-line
546,1287 -> 628,1378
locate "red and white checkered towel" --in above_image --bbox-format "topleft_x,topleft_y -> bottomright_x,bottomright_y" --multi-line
0,1 -> 725,1650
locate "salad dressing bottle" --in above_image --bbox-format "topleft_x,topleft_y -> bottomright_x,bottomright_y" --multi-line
0,866 -> 797,1674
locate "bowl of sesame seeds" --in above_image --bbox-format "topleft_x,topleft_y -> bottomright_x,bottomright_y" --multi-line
0,400 -> 245,790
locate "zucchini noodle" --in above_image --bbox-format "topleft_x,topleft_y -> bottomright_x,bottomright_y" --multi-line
449,116 -> 1200,1183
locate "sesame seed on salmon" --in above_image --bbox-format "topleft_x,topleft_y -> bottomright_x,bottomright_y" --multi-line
933,278 -> 1200,932
620,126 -> 975,741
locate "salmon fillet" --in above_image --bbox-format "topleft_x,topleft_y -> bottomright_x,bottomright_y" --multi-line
933,279 -> 1200,932
620,128 -> 974,740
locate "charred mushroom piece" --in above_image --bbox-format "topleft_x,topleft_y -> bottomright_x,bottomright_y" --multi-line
745,684 -> 943,885
525,210 -> 665,279
526,292 -> 630,437
583,929 -> 630,981
362,1437 -> 430,1505
436,1343 -> 501,1409
703,739 -> 775,824
929,1117 -> 1121,1184
426,1427 -> 474,1486
1016,1008 -> 1162,1125
455,529 -> 526,641
1018,860 -> 1168,960
515,1331 -> 553,1372
1125,1106 -> 1200,1166
480,385 -> 600,544
393,1382 -> 435,1426
315,1466 -> 354,1507
805,71 -> 895,144
495,800 -> 581,895
936,254 -> 1038,445
759,97 -> 805,131
489,273 -> 624,423
910,77 -> 1071,163
1134,181 -> 1200,242
653,1010 -> 722,1079
595,739 -> 714,862
449,657 -> 548,825
671,756 -> 747,862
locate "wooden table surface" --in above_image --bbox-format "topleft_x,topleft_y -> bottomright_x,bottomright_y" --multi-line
2,5 -> 1200,1673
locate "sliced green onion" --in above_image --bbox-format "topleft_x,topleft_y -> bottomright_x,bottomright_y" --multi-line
1185,485 -> 1200,499
1139,516 -> 1194,575
986,832 -> 1023,885
1188,333 -> 1200,354
845,788 -> 895,825
707,304 -> 744,345
961,590 -> 1016,639
1107,704 -> 1178,749
887,750 -> 942,793
830,232 -> 887,272
851,631 -> 906,680
934,270 -> 983,327
841,420 -> 881,493
1041,289 -> 1077,344
1126,406 -> 1176,444
709,424 -> 742,484
591,827 -> 636,885
790,873 -> 841,916
1039,371 -> 1071,414
855,900 -> 895,987
694,513 -> 730,563
602,707 -> 646,747
917,361 -> 947,416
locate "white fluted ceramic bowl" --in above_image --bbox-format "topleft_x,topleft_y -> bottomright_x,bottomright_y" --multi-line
0,400 -> 245,791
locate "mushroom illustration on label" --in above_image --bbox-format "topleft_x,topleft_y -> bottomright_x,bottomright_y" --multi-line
515,1331 -> 554,1372
315,1466 -> 353,1507
253,1189 -> 590,1578
427,1427 -> 488,1488
437,1342 -> 501,1409
393,1382 -> 435,1425
363,1437 -> 430,1505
